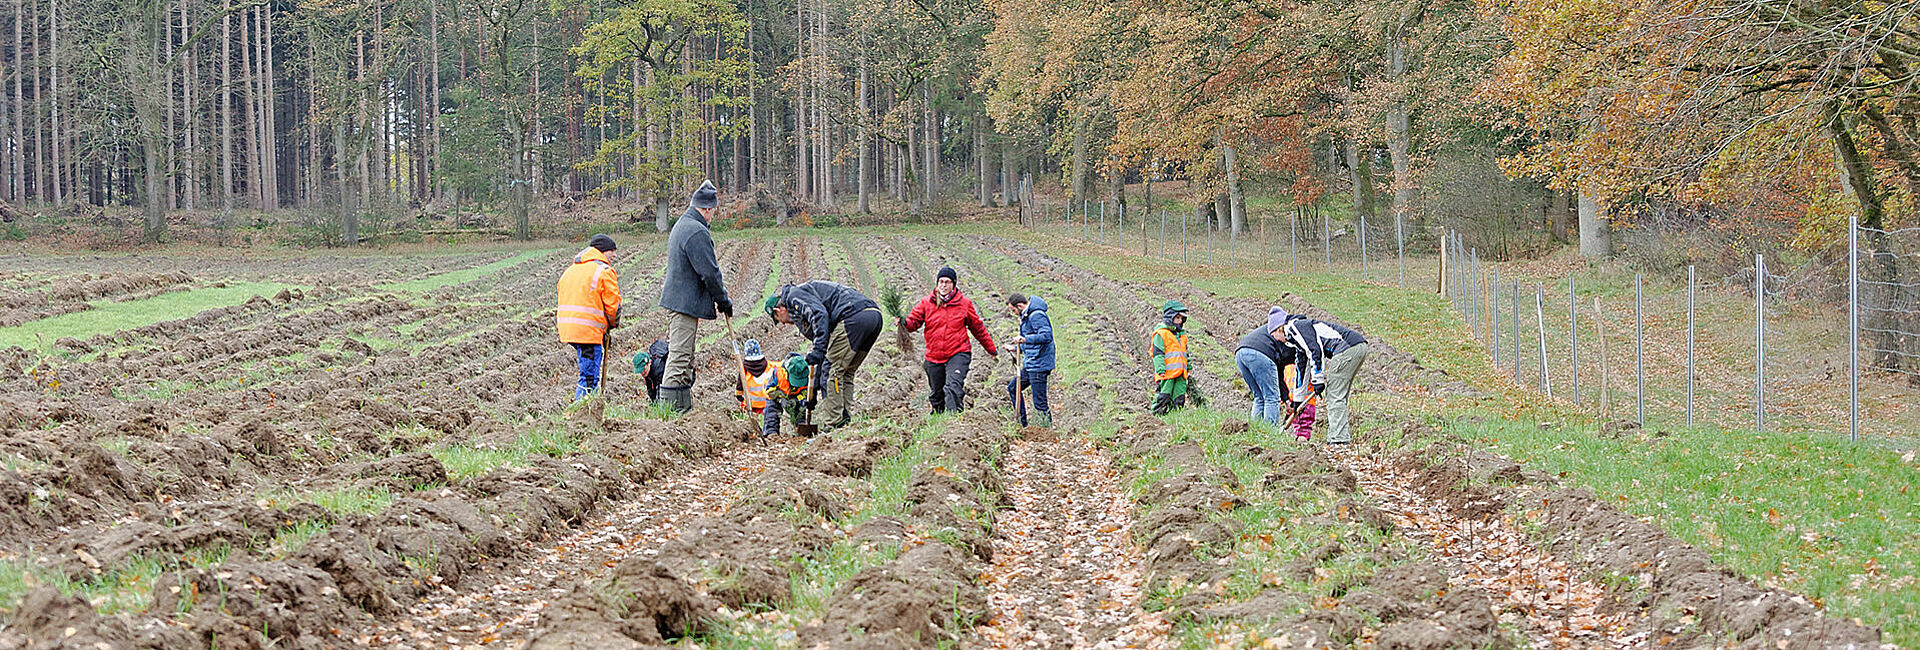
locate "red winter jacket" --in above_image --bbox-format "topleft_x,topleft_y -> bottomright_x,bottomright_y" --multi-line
903,288 -> 997,363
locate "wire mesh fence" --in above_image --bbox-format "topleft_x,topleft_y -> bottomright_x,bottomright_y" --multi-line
1020,199 -> 1919,445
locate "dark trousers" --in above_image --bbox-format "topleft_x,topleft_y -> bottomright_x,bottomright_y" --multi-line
923,351 -> 973,412
1007,369 -> 1051,426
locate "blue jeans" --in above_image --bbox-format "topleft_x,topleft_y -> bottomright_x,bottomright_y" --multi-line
572,343 -> 604,399
1236,348 -> 1282,426
1007,369 -> 1050,426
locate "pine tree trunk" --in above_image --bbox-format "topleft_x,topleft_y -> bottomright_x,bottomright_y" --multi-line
240,7 -> 258,209
262,4 -> 279,210
164,0 -> 176,211
47,0 -> 59,207
856,52 -> 869,213
29,0 -> 41,205
220,2 -> 232,209
337,120 -> 354,241
356,32 -> 370,210
11,0 -> 23,203
427,0 -> 441,201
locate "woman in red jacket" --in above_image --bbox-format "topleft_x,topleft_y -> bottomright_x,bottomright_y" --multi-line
900,267 -> 998,413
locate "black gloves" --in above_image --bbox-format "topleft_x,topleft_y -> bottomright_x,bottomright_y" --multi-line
716,298 -> 734,317
807,350 -> 827,367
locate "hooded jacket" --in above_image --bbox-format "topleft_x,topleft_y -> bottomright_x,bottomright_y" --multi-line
776,281 -> 879,364
658,206 -> 729,319
1284,316 -> 1367,378
903,288 -> 997,363
1015,296 -> 1055,372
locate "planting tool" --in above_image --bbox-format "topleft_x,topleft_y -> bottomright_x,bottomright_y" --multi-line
723,314 -> 751,415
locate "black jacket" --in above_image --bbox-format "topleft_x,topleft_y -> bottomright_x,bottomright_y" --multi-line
777,281 -> 878,364
1283,317 -> 1367,378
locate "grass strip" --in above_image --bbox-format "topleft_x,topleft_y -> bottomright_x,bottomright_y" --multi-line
0,281 -> 291,350
375,248 -> 558,293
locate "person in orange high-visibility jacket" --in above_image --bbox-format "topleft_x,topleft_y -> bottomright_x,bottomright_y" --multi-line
1150,299 -> 1205,414
557,234 -> 622,400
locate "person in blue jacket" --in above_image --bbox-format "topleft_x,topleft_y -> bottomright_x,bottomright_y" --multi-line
1004,293 -> 1054,428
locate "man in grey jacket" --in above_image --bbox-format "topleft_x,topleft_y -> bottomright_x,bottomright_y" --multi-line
655,180 -> 733,412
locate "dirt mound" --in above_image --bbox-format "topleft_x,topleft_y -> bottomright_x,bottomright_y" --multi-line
1538,489 -> 1882,648
800,543 -> 984,649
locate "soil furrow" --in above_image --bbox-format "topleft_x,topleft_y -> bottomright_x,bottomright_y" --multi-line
362,440 -> 795,648
970,433 -> 1169,650
1340,449 -> 1647,647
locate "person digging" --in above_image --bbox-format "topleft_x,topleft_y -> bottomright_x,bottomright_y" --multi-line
633,337 -> 670,402
655,180 -> 732,413
1236,307 -> 1304,433
765,281 -> 882,431
556,234 -> 622,401
1281,313 -> 1369,445
758,350 -> 813,437
900,267 -> 998,414
1150,299 -> 1206,415
1005,293 -> 1054,428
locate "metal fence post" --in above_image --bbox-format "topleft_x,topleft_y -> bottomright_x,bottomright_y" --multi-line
1536,284 -> 1550,395
1160,209 -> 1167,259
1636,273 -> 1645,428
1687,265 -> 1696,427
1491,268 -> 1501,365
1848,214 -> 1859,443
1397,213 -> 1406,288
1755,254 -> 1765,433
1360,216 -> 1371,282
1323,212 -> 1332,272
1512,280 -> 1522,379
1569,277 -> 1579,404
1182,211 -> 1188,265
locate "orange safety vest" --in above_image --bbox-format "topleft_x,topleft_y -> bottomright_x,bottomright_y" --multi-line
769,365 -> 803,398
1154,328 -> 1189,381
1283,364 -> 1319,406
740,367 -> 771,412
556,248 -> 622,344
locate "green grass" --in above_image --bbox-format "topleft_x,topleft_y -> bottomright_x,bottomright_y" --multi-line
266,485 -> 397,516
0,553 -> 171,616
0,281 -> 292,351
375,248 -> 558,293
429,427 -> 588,482
1460,415 -> 1920,645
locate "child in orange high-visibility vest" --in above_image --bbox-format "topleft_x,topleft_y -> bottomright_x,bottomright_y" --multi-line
1283,361 -> 1318,442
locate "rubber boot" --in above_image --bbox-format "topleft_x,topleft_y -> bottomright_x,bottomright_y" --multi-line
660,386 -> 692,414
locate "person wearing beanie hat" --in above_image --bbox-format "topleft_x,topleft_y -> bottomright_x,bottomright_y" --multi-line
556,235 -> 623,400
656,179 -> 732,413
1237,307 -> 1304,432
900,266 -> 997,414
1150,299 -> 1205,414
1281,314 -> 1369,445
